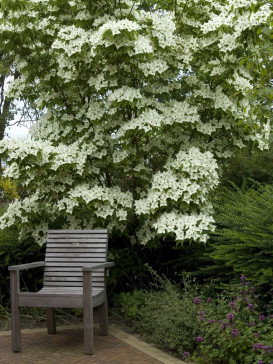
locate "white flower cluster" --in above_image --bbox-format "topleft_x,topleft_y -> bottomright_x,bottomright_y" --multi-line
135,147 -> 219,216
164,101 -> 200,126
0,193 -> 53,245
249,121 -> 271,150
229,71 -> 253,93
108,86 -> 142,104
99,19 -> 141,36
201,0 -> 270,37
57,184 -> 133,220
118,109 -> 163,135
153,211 -> 215,243
86,101 -> 106,121
88,74 -> 109,91
113,149 -> 129,164
171,147 -> 219,181
0,138 -> 96,181
118,100 -> 201,137
89,19 -> 141,51
138,59 -> 169,77
0,0 -> 271,246
52,25 -> 89,57
176,35 -> 199,64
133,35 -> 153,55
6,76 -> 28,99
150,12 -> 176,48
190,78 -> 239,115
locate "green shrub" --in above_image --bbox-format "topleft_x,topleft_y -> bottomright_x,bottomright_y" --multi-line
0,226 -> 45,304
136,284 -> 200,356
115,271 -> 273,363
221,146 -> 273,188
113,290 -> 146,321
108,244 -> 150,295
115,270 -> 202,357
173,182 -> 273,289
209,183 -> 273,286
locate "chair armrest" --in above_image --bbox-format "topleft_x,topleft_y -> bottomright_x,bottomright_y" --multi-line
8,261 -> 45,271
82,262 -> 115,272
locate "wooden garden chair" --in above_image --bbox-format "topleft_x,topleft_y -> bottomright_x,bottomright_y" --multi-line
9,229 -> 114,355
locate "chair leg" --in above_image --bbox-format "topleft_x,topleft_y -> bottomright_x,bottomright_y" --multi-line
46,308 -> 56,334
83,272 -> 94,355
83,309 -> 94,355
11,305 -> 21,352
10,271 -> 21,352
98,301 -> 108,336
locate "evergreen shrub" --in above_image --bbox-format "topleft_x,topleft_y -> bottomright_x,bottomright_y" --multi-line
210,183 -> 273,285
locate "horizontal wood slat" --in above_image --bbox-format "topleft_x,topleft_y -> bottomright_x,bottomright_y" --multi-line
45,257 -> 105,262
45,263 -> 106,267
47,242 -> 106,247
44,267 -> 104,273
44,276 -> 105,282
46,248 -> 106,253
43,282 -> 104,288
44,271 -> 104,277
40,287 -> 83,293
45,277 -> 82,282
44,281 -> 83,287
48,230 -> 107,234
46,253 -> 106,258
47,236 -> 107,241
19,294 -> 83,308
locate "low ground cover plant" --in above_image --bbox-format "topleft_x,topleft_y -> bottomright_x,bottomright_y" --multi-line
114,272 -> 273,364
191,276 -> 273,364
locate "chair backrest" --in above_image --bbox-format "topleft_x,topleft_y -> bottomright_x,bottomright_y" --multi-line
43,230 -> 108,291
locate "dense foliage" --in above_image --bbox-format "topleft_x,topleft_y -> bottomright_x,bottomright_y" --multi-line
0,0 -> 271,245
192,277 -> 273,364
0,224 -> 44,303
209,184 -> 273,285
115,274 -> 273,363
221,147 -> 273,188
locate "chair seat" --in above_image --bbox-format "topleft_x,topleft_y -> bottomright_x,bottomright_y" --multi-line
39,286 -> 102,295
17,287 -> 105,308
39,287 -> 105,307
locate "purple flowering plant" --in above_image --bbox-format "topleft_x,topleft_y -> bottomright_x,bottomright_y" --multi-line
190,277 -> 273,364
119,270 -> 273,364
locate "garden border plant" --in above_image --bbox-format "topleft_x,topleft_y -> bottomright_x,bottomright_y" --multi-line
114,269 -> 273,364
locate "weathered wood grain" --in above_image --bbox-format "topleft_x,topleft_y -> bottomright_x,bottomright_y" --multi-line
8,229 -> 114,355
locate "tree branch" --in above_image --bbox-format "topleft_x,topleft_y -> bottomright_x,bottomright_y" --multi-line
30,35 -> 75,116
128,1 -> 136,18
176,0 -> 189,23
118,0 -> 123,17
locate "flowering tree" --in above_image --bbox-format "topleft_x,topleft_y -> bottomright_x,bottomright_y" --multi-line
0,0 -> 271,244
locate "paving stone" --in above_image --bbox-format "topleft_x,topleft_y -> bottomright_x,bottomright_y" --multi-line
0,327 -> 164,364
